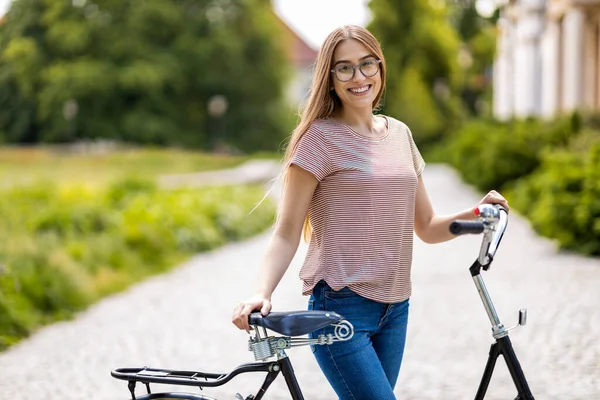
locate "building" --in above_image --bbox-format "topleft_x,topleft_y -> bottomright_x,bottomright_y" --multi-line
274,15 -> 319,106
493,0 -> 600,120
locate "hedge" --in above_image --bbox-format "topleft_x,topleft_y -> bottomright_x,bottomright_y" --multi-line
433,115 -> 600,256
0,178 -> 276,350
432,116 -> 578,192
507,130 -> 600,255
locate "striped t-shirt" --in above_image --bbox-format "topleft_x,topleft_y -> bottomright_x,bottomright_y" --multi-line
291,116 -> 425,304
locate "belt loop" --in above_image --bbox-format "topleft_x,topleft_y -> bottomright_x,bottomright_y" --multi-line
313,280 -> 325,308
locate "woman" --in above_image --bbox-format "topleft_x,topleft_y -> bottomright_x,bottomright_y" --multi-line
231,25 -> 508,399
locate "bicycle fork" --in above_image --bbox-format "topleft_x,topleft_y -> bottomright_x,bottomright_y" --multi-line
470,261 -> 534,400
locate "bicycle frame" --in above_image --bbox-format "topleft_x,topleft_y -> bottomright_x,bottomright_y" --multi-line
112,349 -> 305,400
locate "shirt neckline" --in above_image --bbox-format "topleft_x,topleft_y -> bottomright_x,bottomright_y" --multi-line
326,115 -> 390,142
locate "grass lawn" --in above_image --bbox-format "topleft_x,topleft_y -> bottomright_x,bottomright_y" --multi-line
0,145 -> 280,350
0,146 -> 280,186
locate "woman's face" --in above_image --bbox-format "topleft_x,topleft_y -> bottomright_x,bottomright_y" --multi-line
330,39 -> 382,111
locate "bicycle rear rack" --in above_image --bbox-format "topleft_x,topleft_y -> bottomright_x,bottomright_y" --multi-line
112,319 -> 354,400
112,364 -> 273,400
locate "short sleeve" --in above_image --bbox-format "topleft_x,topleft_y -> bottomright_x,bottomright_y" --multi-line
405,125 -> 426,176
290,124 -> 332,181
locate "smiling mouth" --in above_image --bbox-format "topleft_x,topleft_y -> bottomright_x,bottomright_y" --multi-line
348,85 -> 372,95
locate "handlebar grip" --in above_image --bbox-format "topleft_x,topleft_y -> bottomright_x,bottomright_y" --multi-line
450,220 -> 485,235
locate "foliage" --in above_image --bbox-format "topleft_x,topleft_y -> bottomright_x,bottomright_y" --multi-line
368,0 -> 465,147
507,132 -> 600,256
447,0 -> 498,117
0,0 -> 290,152
433,114 -> 599,256
436,116 -> 578,191
0,179 -> 276,350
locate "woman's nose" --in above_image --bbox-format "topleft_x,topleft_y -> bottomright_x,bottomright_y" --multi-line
352,69 -> 367,83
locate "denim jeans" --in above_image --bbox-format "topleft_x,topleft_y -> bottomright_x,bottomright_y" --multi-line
308,280 -> 409,400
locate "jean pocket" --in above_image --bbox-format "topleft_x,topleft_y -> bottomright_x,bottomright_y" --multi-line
324,286 -> 357,299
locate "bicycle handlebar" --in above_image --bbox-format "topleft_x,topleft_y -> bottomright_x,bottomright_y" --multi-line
450,204 -> 508,269
450,220 -> 485,235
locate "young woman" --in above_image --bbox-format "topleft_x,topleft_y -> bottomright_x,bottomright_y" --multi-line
231,25 -> 508,399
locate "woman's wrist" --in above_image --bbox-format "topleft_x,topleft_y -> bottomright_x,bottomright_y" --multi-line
255,287 -> 273,300
458,207 -> 478,221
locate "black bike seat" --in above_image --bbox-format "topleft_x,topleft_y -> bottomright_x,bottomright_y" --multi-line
248,310 -> 344,336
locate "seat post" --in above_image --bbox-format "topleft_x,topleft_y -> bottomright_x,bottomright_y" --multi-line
255,326 -> 268,340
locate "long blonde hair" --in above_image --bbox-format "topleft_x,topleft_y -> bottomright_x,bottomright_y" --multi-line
278,25 -> 387,241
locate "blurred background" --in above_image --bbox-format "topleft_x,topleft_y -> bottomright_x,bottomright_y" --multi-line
0,0 -> 599,363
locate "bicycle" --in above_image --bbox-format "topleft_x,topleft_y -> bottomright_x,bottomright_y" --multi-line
112,204 -> 533,399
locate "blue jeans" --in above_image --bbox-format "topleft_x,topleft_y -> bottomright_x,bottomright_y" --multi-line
308,280 -> 409,400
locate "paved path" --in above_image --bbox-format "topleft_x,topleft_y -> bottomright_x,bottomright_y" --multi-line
0,164 -> 599,399
158,160 -> 282,189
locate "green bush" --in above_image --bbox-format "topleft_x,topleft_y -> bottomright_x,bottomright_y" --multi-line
0,179 -> 275,350
507,135 -> 600,256
431,115 -> 599,257
436,116 -> 577,191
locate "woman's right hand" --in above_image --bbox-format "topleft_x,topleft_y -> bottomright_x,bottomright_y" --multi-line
232,296 -> 272,331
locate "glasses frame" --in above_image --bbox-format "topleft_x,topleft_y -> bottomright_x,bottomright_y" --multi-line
330,59 -> 382,82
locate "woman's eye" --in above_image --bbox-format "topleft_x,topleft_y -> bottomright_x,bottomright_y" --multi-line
337,65 -> 353,73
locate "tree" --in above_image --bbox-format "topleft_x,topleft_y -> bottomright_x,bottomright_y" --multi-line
446,0 -> 498,116
367,0 -> 464,147
0,0 -> 290,151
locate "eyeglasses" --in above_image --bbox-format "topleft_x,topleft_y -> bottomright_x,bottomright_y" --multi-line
331,59 -> 382,82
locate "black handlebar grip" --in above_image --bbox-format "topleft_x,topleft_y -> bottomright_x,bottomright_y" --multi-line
450,220 -> 485,235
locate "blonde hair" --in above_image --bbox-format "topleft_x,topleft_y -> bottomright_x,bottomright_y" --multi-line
274,25 -> 387,242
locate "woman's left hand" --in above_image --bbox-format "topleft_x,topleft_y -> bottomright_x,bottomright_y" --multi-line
477,190 -> 509,212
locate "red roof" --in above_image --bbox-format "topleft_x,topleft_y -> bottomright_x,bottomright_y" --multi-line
275,15 -> 319,68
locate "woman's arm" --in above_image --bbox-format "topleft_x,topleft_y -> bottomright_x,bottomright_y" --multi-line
413,175 -> 509,244
232,164 -> 318,331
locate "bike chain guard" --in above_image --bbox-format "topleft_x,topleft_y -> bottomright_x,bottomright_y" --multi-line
248,320 -> 354,361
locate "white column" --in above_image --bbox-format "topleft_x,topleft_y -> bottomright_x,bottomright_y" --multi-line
561,8 -> 585,112
583,19 -> 598,109
493,17 -> 513,120
513,7 -> 544,118
597,17 -> 600,110
541,18 -> 561,118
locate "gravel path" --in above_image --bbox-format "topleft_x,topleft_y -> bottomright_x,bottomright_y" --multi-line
0,163 -> 598,399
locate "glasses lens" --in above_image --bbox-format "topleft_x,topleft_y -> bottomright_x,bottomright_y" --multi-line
360,60 -> 379,77
335,65 -> 354,82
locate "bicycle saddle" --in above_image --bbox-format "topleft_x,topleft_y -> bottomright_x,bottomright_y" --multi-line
248,310 -> 344,336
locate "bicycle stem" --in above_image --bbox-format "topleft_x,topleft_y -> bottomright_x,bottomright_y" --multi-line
469,205 -> 515,339
471,263 -> 505,337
